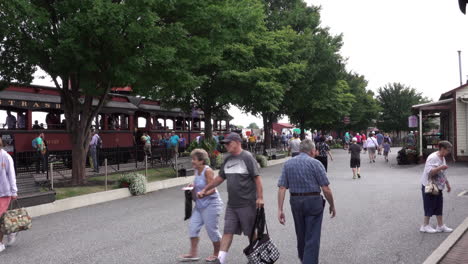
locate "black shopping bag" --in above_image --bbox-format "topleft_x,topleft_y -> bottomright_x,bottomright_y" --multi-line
243,208 -> 280,264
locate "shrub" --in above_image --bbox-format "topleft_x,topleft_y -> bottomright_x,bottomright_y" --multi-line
255,155 -> 268,168
118,172 -> 147,196
215,153 -> 224,169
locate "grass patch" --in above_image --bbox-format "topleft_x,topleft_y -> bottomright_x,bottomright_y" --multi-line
54,185 -> 119,200
53,167 -> 177,200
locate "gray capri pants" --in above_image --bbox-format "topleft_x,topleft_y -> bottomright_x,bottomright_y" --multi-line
189,202 -> 223,242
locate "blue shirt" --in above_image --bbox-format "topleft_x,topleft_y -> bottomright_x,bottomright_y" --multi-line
169,135 -> 179,147
278,153 -> 329,193
376,133 -> 384,144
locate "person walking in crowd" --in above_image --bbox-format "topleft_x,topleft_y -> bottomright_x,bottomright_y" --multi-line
3,110 -> 16,130
361,131 -> 367,154
366,132 -> 378,163
278,139 -> 336,264
376,131 -> 384,155
248,133 -> 256,153
383,138 -> 391,162
289,133 -> 301,157
33,132 -> 46,174
179,134 -> 187,154
344,132 -> 351,150
316,136 -> 333,172
420,141 -> 453,233
281,132 -> 288,152
355,132 -> 362,146
17,112 -> 26,129
197,132 -> 264,264
179,149 -> 223,262
89,130 -> 102,173
169,131 -> 180,158
0,138 -> 18,252
349,137 -> 362,179
141,132 -> 152,157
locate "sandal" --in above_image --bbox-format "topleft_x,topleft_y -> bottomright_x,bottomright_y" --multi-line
178,254 -> 200,262
205,255 -> 219,263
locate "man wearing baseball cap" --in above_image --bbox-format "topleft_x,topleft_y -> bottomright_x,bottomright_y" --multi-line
197,132 -> 264,264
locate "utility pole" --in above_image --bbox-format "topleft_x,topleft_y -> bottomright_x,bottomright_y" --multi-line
458,50 -> 463,86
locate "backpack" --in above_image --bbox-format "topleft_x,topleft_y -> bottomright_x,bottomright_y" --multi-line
32,138 -> 38,150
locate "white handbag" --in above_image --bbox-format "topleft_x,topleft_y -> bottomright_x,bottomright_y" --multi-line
424,181 -> 440,195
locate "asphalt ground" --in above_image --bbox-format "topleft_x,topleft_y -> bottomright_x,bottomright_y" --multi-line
1,148 -> 468,264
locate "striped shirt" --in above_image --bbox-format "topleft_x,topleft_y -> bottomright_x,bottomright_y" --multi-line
278,153 -> 329,193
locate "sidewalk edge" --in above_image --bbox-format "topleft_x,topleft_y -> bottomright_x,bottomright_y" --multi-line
27,157 -> 289,218
423,217 -> 468,264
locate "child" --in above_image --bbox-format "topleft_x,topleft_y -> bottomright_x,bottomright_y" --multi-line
383,138 -> 391,162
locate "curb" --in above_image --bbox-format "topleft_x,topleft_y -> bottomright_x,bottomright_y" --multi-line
423,217 -> 468,264
27,157 -> 289,218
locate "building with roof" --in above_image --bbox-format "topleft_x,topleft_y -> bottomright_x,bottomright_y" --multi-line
412,84 -> 468,161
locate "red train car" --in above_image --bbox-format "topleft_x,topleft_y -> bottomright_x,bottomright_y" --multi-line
0,84 -> 231,157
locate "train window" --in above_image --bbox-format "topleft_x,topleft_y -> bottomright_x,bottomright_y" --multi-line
31,111 -> 47,129
221,120 -> 227,130
0,110 -> 20,130
200,120 -> 205,130
107,114 -> 129,130
137,117 -> 147,129
156,118 -> 164,129
166,119 -> 174,130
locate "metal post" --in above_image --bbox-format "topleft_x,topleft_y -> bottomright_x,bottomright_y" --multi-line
458,50 -> 463,86
105,158 -> 108,191
145,155 -> 148,177
50,162 -> 54,190
419,109 -> 423,157
175,154 -> 178,178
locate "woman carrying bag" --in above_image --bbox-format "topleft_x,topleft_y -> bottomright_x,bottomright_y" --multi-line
0,138 -> 18,252
179,149 -> 223,262
420,141 -> 453,233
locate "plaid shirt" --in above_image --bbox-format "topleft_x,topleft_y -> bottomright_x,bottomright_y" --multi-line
278,153 -> 329,193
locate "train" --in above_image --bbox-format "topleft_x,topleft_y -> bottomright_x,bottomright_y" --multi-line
0,84 -> 232,162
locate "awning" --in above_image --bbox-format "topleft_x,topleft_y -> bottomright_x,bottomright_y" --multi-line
412,99 -> 453,111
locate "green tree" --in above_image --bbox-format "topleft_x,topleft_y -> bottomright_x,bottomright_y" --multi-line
247,122 -> 260,129
150,0 -> 266,140
343,72 -> 380,132
233,27 -> 304,150
286,27 -> 352,139
377,82 -> 429,136
0,0 -> 185,184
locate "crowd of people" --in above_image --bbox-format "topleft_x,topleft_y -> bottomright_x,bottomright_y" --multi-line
0,128 -> 455,263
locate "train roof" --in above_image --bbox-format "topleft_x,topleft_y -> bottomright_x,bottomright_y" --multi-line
1,83 -> 232,120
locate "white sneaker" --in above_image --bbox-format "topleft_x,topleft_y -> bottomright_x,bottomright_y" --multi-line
436,225 -> 453,233
6,233 -> 17,246
0,243 -> 5,253
420,225 -> 437,233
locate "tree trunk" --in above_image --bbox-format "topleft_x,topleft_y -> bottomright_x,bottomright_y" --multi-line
262,113 -> 272,155
300,116 -> 306,140
204,109 -> 213,141
71,136 -> 89,185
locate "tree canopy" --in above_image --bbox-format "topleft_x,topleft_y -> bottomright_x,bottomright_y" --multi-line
0,0 -> 187,184
377,82 -> 429,134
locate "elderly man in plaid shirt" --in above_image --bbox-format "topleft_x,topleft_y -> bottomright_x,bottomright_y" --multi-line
277,139 -> 336,264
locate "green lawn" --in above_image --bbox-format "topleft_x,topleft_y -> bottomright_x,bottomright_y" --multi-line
54,167 -> 177,200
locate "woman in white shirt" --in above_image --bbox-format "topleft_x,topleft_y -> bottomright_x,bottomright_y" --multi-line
366,132 -> 378,163
419,141 -> 453,233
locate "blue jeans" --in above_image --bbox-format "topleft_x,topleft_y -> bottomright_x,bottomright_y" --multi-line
290,195 -> 325,264
90,146 -> 99,172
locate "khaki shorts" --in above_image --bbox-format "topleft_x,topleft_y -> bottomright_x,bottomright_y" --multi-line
223,205 -> 256,236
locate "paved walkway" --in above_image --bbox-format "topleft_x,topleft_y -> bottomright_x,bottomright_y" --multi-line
2,148 -> 468,263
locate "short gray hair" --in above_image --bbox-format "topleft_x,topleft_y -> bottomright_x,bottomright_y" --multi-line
300,139 -> 315,153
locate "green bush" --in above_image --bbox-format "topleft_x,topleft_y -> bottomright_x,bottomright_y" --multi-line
330,143 -> 343,149
215,153 -> 224,169
255,155 -> 268,168
118,172 -> 147,196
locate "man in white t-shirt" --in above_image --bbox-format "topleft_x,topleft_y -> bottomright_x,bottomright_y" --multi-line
288,134 -> 301,157
419,141 -> 453,233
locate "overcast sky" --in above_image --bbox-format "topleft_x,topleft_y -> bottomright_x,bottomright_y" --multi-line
32,1 -> 468,128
